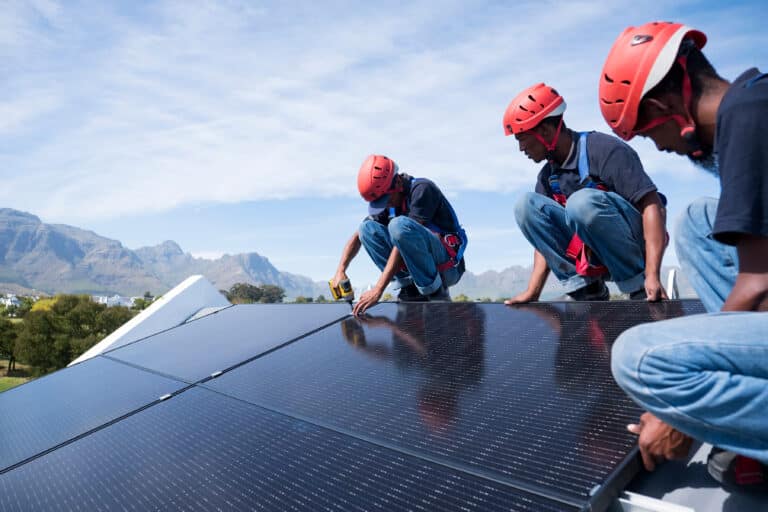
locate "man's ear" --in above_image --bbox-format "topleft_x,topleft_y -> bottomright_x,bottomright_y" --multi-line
535,123 -> 554,139
641,94 -> 685,118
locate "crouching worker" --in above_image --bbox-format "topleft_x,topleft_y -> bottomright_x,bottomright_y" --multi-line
502,83 -> 668,303
332,155 -> 468,315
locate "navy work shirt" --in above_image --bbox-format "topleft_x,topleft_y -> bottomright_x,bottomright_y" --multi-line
713,68 -> 768,245
534,130 -> 658,207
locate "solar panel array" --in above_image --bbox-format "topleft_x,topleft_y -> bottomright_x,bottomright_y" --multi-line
0,300 -> 705,511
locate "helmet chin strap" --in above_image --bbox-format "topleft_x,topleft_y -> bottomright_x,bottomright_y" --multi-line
531,117 -> 564,162
635,54 -> 703,158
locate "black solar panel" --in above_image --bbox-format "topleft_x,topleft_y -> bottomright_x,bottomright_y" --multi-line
106,303 -> 351,382
0,387 -> 577,512
204,301 -> 705,510
0,356 -> 185,473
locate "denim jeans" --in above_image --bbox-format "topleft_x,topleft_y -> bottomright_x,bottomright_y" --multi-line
612,312 -> 768,463
675,197 -> 738,313
514,189 -> 646,293
358,216 -> 462,295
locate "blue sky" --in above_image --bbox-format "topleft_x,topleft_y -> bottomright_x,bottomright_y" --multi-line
1,1 -> 766,286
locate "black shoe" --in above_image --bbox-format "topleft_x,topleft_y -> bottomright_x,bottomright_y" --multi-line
397,284 -> 428,302
707,447 -> 768,489
566,280 -> 609,301
428,285 -> 451,302
629,288 -> 647,300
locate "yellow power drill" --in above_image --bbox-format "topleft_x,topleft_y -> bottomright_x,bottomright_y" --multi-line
329,278 -> 355,305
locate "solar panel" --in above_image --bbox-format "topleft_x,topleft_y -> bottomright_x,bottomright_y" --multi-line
204,301 -> 705,510
0,387 -> 577,511
0,356 -> 186,473
106,303 -> 351,383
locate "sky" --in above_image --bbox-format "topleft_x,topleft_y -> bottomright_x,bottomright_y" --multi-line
1,0 -> 766,287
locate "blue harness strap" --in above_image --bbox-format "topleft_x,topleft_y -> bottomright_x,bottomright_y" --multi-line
745,72 -> 768,89
408,177 -> 468,267
548,132 -> 600,201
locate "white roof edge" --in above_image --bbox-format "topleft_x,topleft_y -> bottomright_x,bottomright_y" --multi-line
69,275 -> 230,366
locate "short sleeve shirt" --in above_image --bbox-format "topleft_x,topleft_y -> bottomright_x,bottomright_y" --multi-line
534,130 -> 658,207
712,68 -> 768,245
407,178 -> 462,234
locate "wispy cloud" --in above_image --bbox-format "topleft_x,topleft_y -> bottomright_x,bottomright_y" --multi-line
1,0 -> 765,227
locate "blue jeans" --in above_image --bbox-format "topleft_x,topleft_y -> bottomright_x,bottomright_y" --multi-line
612,312 -> 768,463
675,197 -> 738,313
358,217 -> 462,295
514,189 -> 646,293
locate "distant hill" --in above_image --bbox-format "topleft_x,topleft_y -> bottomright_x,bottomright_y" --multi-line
0,208 -> 697,301
0,209 -> 323,298
452,264 -> 697,300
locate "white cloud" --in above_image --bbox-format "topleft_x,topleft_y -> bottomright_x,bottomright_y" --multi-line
1,0 -> 765,225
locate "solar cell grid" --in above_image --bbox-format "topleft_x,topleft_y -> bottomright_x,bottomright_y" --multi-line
0,356 -> 186,473
106,303 -> 351,383
0,387 -> 577,512
205,301 -> 704,506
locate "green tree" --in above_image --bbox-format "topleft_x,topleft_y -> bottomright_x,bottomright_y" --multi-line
227,283 -> 263,304
0,317 -> 18,374
294,296 -> 313,303
315,295 -> 327,303
382,293 -> 394,301
454,294 -> 471,302
259,285 -> 285,303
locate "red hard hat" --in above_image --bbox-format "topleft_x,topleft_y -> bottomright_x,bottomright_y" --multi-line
357,154 -> 398,202
599,21 -> 706,140
503,83 -> 566,135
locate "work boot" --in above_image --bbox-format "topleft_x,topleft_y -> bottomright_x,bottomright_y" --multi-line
566,280 -> 609,301
707,447 -> 768,489
397,284 -> 428,302
427,285 -> 451,302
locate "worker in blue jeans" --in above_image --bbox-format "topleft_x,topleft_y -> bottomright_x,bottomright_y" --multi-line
331,154 -> 467,315
601,22 -> 768,485
501,83 -> 668,304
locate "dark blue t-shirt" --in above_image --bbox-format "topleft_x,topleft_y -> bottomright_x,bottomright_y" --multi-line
535,130 -> 658,207
713,68 -> 768,245
368,175 -> 462,235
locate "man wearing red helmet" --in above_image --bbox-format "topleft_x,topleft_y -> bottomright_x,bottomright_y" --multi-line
332,155 -> 467,315
502,83 -> 668,303
602,22 -> 768,484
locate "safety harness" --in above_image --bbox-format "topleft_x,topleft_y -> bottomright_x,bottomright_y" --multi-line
396,177 -> 468,273
548,132 -> 609,277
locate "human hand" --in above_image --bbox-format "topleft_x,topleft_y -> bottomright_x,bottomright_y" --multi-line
504,289 -> 539,305
643,276 -> 668,302
627,412 -> 693,471
331,270 -> 349,290
353,288 -> 383,316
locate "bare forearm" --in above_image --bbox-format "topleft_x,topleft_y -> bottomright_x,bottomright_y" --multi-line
722,236 -> 768,312
641,200 -> 665,280
337,232 -> 362,273
374,247 -> 403,293
527,250 -> 550,295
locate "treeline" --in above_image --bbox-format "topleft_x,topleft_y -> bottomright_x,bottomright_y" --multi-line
0,295 -> 135,377
224,283 -> 287,304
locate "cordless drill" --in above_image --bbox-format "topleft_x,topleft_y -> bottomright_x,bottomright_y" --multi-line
329,278 -> 355,305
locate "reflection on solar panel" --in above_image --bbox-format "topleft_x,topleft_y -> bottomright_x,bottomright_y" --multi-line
106,303 -> 351,382
0,356 -> 186,473
0,300 -> 705,511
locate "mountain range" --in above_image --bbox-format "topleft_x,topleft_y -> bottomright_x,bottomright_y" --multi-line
0,208 -> 696,300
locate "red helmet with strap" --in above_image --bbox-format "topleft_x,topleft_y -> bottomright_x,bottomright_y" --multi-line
503,83 -> 567,155
357,154 -> 398,202
599,21 -> 707,142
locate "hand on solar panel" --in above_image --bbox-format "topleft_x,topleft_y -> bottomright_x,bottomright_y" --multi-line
627,412 -> 694,471
353,288 -> 383,315
642,275 -> 668,302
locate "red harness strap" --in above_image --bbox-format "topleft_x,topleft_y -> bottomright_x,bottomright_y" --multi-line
550,185 -> 609,277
